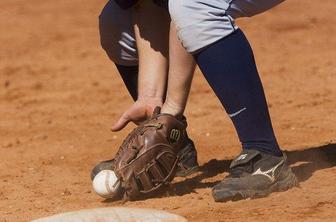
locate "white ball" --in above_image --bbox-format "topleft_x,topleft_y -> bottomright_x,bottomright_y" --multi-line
92,170 -> 121,199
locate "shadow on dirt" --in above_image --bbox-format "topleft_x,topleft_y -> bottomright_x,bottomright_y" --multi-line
172,143 -> 336,196
287,143 -> 336,182
102,143 -> 336,202
171,158 -> 231,196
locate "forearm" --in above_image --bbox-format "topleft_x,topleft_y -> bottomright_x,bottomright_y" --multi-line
133,0 -> 170,101
162,22 -> 196,116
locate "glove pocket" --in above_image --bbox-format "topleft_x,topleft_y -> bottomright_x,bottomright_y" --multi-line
136,150 -> 178,194
118,144 -> 179,199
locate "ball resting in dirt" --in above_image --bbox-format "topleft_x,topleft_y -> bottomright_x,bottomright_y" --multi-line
31,207 -> 188,222
92,170 -> 121,199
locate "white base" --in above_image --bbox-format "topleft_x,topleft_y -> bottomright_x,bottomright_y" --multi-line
31,207 -> 188,222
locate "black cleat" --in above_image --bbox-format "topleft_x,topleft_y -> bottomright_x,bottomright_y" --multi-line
212,149 -> 298,202
91,139 -> 199,180
176,139 -> 199,177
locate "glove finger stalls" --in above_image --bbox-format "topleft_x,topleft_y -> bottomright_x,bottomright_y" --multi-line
156,152 -> 178,175
137,171 -> 154,191
148,163 -> 166,182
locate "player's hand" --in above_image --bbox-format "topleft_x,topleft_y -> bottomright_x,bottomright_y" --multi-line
111,97 -> 163,131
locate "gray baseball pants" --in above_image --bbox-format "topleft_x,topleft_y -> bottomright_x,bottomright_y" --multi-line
99,0 -> 285,65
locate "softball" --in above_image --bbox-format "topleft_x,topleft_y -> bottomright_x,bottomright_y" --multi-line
92,170 -> 121,199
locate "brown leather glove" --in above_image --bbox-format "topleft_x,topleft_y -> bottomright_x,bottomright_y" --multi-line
113,107 -> 188,199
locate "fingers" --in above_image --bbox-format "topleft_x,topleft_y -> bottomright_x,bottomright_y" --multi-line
111,102 -> 156,131
111,115 -> 131,132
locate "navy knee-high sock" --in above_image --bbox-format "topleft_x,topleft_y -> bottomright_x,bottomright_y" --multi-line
194,29 -> 282,156
115,64 -> 138,101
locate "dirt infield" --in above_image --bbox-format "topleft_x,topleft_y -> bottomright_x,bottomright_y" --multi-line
1,0 -> 335,221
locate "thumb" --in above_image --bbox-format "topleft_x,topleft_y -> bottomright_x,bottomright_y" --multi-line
111,114 -> 131,132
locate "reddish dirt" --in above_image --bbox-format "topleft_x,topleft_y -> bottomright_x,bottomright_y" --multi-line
1,0 -> 335,221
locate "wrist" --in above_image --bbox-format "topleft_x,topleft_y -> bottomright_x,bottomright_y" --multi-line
138,88 -> 164,101
161,99 -> 185,117
137,95 -> 163,104
136,96 -> 163,113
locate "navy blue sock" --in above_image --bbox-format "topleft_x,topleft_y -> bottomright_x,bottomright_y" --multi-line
194,29 -> 282,156
115,64 -> 138,101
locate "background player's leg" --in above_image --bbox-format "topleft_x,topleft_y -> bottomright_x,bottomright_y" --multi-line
194,29 -> 282,156
115,65 -> 138,100
99,0 -> 139,100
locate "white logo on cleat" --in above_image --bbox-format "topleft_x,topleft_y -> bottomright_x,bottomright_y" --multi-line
236,154 -> 248,161
252,159 -> 284,183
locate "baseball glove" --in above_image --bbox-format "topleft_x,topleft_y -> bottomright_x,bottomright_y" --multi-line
114,107 -> 189,200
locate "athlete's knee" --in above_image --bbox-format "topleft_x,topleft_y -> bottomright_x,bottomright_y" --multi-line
99,1 -> 138,66
169,0 -> 237,53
